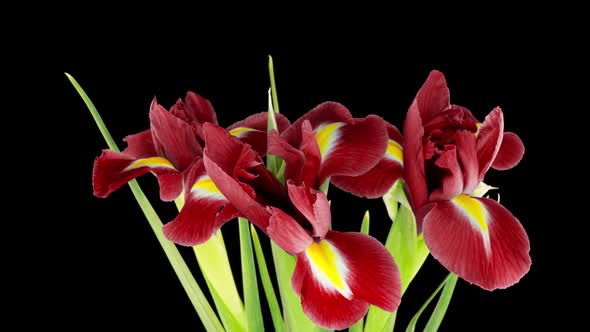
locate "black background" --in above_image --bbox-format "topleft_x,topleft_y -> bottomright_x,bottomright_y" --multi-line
49,11 -> 573,331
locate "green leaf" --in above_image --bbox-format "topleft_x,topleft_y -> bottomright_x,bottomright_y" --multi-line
405,273 -> 457,332
266,88 -> 279,174
349,211 -> 371,332
239,218 -> 264,332
268,55 -> 281,115
423,274 -> 458,332
251,225 -> 285,332
67,73 -> 224,332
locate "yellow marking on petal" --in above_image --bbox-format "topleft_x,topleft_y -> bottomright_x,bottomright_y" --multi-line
315,122 -> 344,158
475,123 -> 482,137
126,157 -> 175,171
453,194 -> 488,234
191,176 -> 222,195
230,127 -> 255,138
306,240 -> 347,293
386,139 -> 404,165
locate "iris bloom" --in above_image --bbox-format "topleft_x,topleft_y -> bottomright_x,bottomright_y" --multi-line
92,91 -> 289,245
201,115 -> 401,329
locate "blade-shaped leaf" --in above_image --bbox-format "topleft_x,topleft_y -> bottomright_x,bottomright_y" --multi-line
67,73 -> 224,332
251,224 -> 285,332
423,273 -> 458,332
405,273 -> 457,332
239,217 -> 264,331
349,211 -> 371,332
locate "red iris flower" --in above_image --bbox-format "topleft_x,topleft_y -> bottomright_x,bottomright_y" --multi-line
92,91 -> 289,245
202,115 -> 401,329
403,71 -> 529,290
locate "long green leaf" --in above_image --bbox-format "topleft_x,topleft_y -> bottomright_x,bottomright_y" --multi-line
405,273 -> 456,332
251,225 -> 285,332
349,212 -> 371,332
239,218 -> 264,331
423,274 -> 458,332
67,73 -> 224,332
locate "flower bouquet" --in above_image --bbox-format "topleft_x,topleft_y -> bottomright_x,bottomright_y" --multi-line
68,57 -> 530,331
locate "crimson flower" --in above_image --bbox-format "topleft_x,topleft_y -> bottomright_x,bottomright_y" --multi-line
92,91 -> 289,245
201,122 -> 401,329
403,71 -> 530,290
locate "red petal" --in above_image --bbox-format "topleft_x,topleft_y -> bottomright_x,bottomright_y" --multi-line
416,70 -> 451,123
318,115 -> 388,184
492,132 -> 524,170
149,98 -> 202,171
423,196 -> 531,290
287,182 -> 331,239
122,130 -> 156,158
300,121 -> 322,187
268,130 -> 305,183
281,101 -> 353,147
266,207 -> 313,254
297,253 -> 370,330
331,158 -> 403,198
291,253 -> 307,297
202,123 -> 246,174
227,112 -> 291,157
476,107 -> 504,181
403,99 -> 429,209
429,145 -> 464,201
183,91 -> 218,125
93,150 -> 182,201
455,130 -> 479,194
327,231 -> 401,312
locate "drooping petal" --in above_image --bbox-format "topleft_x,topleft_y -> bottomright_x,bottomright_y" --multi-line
326,231 -> 401,312
149,98 -> 202,171
122,130 -> 157,158
287,182 -> 331,239
403,99 -> 429,209
281,101 -> 353,147
317,115 -> 388,184
162,159 -> 238,246
416,70 -> 451,123
93,150 -> 182,201
476,107 -> 504,181
227,112 -> 291,157
266,207 -> 313,254
422,195 -> 531,290
492,132 -> 524,170
429,145 -> 464,201
455,130 -> 479,194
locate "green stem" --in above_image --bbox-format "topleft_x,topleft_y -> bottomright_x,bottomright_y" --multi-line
268,55 -> 280,115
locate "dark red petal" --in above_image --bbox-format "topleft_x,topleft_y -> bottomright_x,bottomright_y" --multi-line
327,231 -> 401,312
298,254 -> 369,330
184,91 -> 218,125
416,70 -> 451,123
318,115 -> 388,184
455,130 -> 479,194
281,102 -> 353,147
203,154 -> 270,229
492,132 -> 524,170
331,159 -> 403,198
423,196 -> 531,291
403,99 -> 428,209
268,130 -> 305,183
429,146 -> 464,201
202,123 -> 245,174
266,207 -> 313,254
226,112 -> 291,157
122,130 -> 156,158
386,122 -> 403,143
149,98 -> 202,170
287,182 -> 331,239
291,254 -> 308,297
300,121 -> 322,187
92,150 -> 182,201
476,107 -> 504,181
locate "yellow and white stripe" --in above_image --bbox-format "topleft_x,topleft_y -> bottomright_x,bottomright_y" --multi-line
385,139 -> 403,165
124,157 -> 176,171
452,194 -> 491,255
229,127 -> 260,138
305,239 -> 352,299
190,175 -> 225,199
314,122 -> 345,159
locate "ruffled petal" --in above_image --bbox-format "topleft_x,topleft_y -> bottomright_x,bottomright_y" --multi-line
287,182 -> 331,239
149,98 -> 202,171
317,115 -> 388,184
416,70 -> 451,123
423,195 -> 531,290
476,107 -> 504,181
455,130 -> 479,194
227,112 -> 291,157
403,99 -> 429,209
492,132 -> 524,170
93,150 -> 182,201
122,130 -> 156,158
268,130 -> 305,183
429,145 -> 464,201
281,101 -> 353,147
266,207 -> 313,254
